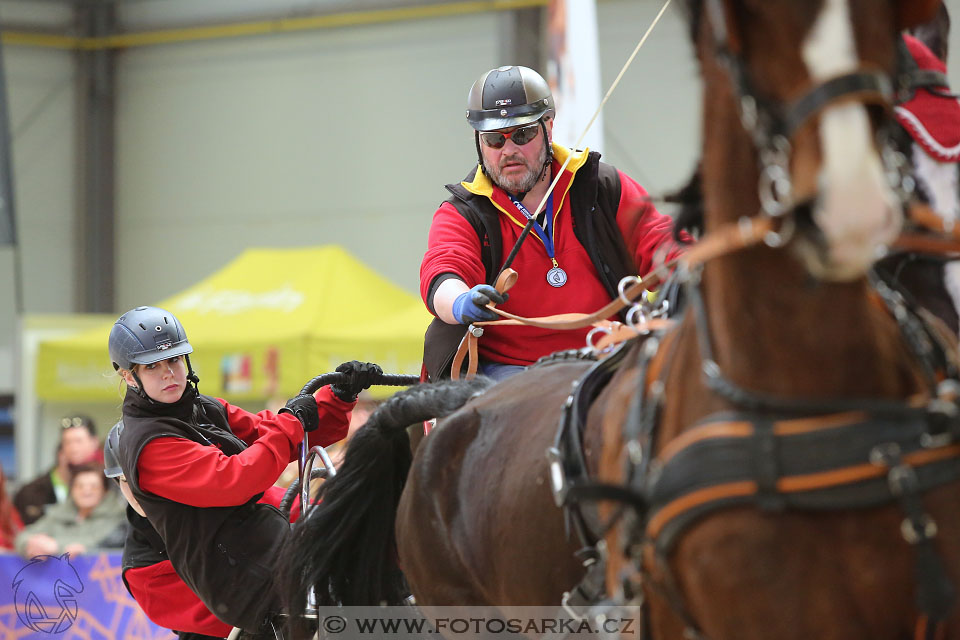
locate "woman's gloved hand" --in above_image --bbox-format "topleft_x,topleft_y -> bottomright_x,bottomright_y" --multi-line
331,361 -> 383,402
452,284 -> 508,324
278,394 -> 320,432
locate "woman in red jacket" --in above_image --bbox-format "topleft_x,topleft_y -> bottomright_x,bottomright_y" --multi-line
108,305 -> 379,638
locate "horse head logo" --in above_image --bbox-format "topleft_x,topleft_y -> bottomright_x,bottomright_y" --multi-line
12,554 -> 84,633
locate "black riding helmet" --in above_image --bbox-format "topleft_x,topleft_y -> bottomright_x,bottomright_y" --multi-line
108,306 -> 198,397
466,65 -> 556,188
103,420 -> 123,480
466,65 -> 555,131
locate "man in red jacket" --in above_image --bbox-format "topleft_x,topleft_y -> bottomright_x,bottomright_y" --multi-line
420,65 -> 685,380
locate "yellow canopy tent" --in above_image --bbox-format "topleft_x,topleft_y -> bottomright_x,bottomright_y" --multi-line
35,246 -> 432,403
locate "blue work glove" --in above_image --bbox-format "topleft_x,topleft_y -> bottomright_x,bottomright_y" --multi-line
451,284 -> 508,324
278,394 -> 319,432
331,361 -> 383,402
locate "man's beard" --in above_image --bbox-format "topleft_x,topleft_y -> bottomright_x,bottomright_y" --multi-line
484,141 -> 549,196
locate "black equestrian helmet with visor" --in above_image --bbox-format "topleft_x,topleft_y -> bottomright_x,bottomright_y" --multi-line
466,65 -> 556,179
108,305 -> 198,398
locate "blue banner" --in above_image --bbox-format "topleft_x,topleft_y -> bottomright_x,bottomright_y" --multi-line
0,552 -> 175,639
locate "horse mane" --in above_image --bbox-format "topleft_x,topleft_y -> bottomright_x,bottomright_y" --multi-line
668,164 -> 704,241
909,3 -> 951,61
280,376 -> 495,626
680,0 -> 702,42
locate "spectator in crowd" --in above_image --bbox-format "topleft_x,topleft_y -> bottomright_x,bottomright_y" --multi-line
0,463 -> 23,550
15,462 -> 125,558
14,415 -> 101,525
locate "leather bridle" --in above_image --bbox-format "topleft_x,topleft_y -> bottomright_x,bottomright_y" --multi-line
704,0 -> 905,219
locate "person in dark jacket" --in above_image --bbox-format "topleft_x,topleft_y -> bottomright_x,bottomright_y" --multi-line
14,415 -> 101,524
108,306 -> 380,638
15,462 -> 125,557
420,65 -> 687,381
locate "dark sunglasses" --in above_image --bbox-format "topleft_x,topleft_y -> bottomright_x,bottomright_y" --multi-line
479,122 -> 541,149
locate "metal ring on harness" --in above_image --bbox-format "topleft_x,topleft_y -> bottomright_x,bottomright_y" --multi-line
618,275 -> 643,305
902,514 -> 938,544
758,136 -> 793,217
586,325 -> 613,352
625,305 -> 648,329
763,215 -> 796,248
301,445 -> 337,516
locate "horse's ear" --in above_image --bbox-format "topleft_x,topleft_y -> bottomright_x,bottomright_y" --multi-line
896,0 -> 941,31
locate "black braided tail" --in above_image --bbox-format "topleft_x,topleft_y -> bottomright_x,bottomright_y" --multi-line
281,377 -> 495,622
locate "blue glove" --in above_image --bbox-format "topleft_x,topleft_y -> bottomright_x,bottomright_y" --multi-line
451,284 -> 508,324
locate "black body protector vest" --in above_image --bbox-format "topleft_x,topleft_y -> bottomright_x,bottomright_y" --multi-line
120,505 -> 166,590
423,151 -> 637,380
117,387 -> 288,631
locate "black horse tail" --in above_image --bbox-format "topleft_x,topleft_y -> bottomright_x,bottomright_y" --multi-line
281,376 -> 494,616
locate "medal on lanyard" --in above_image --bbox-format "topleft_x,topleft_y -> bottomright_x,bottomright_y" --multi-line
508,193 -> 567,288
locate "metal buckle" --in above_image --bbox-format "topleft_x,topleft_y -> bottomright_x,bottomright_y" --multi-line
546,446 -> 568,507
901,514 -> 938,544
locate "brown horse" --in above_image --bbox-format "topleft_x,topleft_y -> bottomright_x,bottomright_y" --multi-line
591,1 -> 960,639
283,360 -> 597,614
283,1 -> 960,638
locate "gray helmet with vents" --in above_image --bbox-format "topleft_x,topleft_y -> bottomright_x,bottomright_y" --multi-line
108,306 -> 193,371
103,420 -> 123,479
466,65 -> 555,131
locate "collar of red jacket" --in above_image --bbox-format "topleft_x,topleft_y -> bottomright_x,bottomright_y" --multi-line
462,143 -> 589,198
895,35 -> 960,163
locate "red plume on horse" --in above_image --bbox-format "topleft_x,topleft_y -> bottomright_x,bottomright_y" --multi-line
282,1 -> 960,639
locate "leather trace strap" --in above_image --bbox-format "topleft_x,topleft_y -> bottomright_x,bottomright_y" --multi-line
896,201 -> 960,255
449,214 -> 778,380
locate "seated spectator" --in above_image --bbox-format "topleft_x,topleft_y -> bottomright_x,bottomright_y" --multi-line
0,463 -> 23,550
14,415 -> 101,524
15,462 -> 125,558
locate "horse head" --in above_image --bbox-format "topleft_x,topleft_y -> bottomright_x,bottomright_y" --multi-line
596,2 -> 960,638
690,0 -> 941,281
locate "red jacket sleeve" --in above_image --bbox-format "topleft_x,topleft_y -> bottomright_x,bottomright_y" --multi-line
124,560 -> 233,637
616,170 -> 689,277
223,385 -> 351,450
138,388 -> 351,508
306,385 -> 353,449
419,201 -> 488,309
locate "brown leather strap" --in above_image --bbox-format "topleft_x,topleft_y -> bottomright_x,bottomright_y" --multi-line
676,214 -> 776,268
449,328 -> 471,381
592,318 -> 676,352
484,215 -> 776,332
905,201 -> 960,243
452,215 -> 775,378
488,283 -> 646,328
450,269 -> 517,380
892,233 -> 960,256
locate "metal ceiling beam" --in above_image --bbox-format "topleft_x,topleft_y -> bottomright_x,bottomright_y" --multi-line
0,0 -> 549,50
74,0 -> 115,312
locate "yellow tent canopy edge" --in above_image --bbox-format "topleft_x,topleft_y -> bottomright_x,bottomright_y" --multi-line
35,246 -> 431,403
